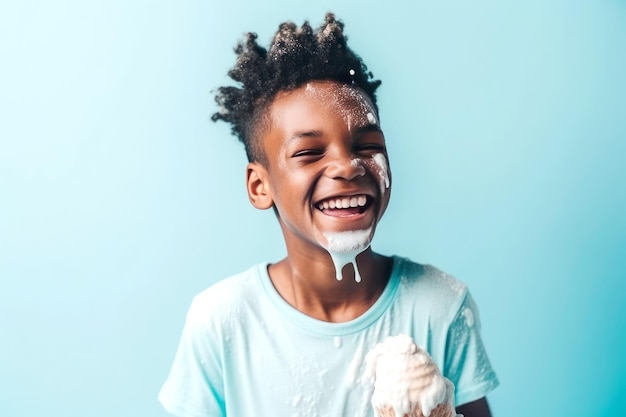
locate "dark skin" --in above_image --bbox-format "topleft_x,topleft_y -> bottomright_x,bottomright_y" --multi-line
246,81 -> 492,417
246,81 -> 392,322
457,398 -> 492,416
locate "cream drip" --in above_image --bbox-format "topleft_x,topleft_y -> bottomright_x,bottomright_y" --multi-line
322,228 -> 372,282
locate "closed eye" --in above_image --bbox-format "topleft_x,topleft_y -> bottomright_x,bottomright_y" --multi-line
355,143 -> 386,154
292,149 -> 324,158
354,129 -> 386,155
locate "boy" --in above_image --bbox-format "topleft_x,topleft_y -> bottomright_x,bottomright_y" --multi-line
159,13 -> 499,417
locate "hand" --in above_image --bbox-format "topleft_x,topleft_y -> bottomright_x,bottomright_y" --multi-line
455,397 -> 492,417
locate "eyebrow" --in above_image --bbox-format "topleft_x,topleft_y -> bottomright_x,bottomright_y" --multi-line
287,130 -> 323,143
355,124 -> 382,134
287,124 -> 382,143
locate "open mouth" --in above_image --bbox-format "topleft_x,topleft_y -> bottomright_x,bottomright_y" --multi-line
315,194 -> 372,216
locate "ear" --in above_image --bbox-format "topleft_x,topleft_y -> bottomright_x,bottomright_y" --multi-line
246,162 -> 273,210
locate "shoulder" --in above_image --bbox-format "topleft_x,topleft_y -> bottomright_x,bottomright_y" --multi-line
185,264 -> 264,327
394,256 -> 468,297
393,256 -> 469,321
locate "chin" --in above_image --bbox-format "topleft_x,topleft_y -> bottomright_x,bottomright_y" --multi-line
321,228 -> 374,254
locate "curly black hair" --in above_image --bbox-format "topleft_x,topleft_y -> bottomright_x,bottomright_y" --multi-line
211,12 -> 382,163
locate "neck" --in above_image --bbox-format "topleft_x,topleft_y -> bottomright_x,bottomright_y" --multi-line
268,244 -> 392,323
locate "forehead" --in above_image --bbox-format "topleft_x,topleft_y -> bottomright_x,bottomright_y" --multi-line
268,80 -> 378,130
299,81 -> 375,111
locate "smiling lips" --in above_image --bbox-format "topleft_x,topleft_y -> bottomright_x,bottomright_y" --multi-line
316,194 -> 370,216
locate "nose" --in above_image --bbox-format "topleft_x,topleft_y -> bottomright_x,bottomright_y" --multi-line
325,152 -> 366,180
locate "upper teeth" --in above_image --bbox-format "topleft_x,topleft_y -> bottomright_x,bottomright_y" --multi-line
318,195 -> 367,210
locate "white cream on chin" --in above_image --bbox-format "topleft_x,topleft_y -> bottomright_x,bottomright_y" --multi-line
322,229 -> 372,282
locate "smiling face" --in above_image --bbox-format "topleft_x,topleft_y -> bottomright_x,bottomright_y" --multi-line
246,80 -> 391,263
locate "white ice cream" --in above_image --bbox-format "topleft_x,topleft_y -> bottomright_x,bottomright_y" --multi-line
364,334 -> 458,417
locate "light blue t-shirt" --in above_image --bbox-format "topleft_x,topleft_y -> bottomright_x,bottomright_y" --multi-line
158,256 -> 499,417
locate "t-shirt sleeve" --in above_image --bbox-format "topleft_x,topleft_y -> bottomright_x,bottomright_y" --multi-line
158,297 -> 225,417
443,291 -> 499,406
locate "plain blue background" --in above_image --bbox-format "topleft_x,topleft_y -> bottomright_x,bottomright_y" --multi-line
1,1 -> 625,416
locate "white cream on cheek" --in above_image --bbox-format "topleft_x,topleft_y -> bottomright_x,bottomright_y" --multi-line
349,157 -> 367,177
373,153 -> 390,190
350,154 -> 389,193
361,152 -> 390,197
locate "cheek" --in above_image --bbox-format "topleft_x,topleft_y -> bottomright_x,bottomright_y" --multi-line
272,172 -> 311,210
363,153 -> 391,194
